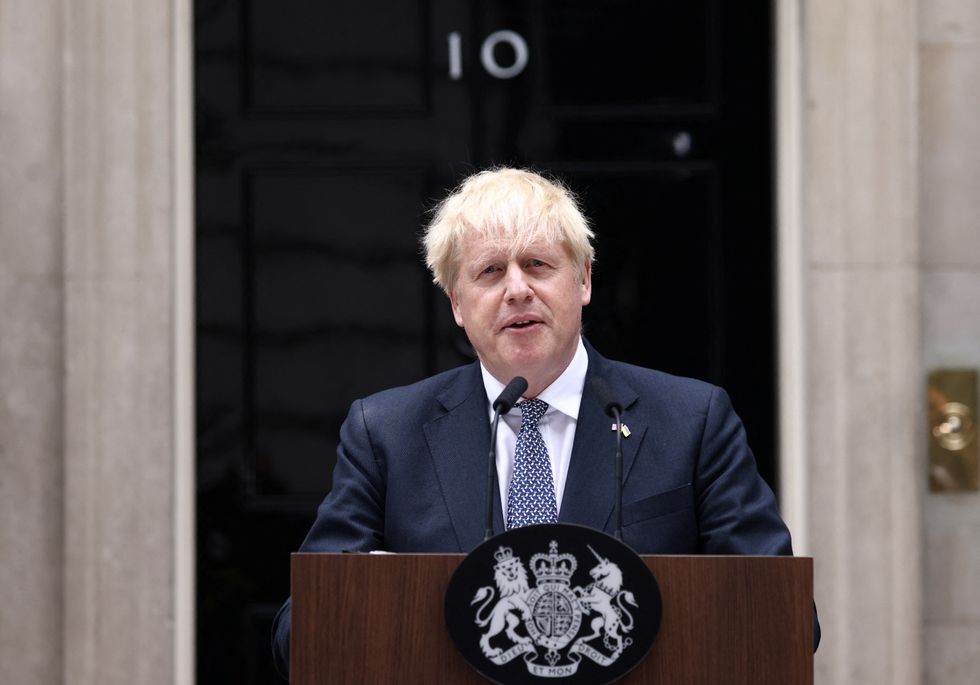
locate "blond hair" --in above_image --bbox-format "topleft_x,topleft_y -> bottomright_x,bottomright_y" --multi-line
423,168 -> 595,294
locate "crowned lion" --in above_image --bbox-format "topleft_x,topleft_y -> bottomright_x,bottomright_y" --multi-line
471,547 -> 532,658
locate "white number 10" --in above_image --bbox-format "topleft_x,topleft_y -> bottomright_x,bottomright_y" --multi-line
448,30 -> 529,81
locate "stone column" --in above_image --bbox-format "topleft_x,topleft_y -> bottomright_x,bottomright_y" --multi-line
0,0 -> 192,683
779,1 -> 923,683
0,1 -> 65,682
61,0 -> 192,683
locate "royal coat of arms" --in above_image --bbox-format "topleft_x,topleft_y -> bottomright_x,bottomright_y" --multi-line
470,541 -> 639,678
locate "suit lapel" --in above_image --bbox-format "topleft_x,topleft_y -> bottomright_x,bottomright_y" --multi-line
559,347 -> 646,533
422,364 -> 498,552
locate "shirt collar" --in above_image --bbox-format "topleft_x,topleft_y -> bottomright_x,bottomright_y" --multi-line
480,337 -> 588,420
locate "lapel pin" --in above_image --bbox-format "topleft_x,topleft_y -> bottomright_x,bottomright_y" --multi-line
610,423 -> 631,438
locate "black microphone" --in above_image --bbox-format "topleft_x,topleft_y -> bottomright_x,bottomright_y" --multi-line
493,376 -> 527,414
589,376 -> 625,541
484,376 -> 528,541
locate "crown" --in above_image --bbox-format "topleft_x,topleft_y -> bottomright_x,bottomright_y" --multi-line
494,546 -> 517,568
530,541 -> 577,585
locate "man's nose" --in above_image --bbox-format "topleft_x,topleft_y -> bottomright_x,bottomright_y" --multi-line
503,265 -> 532,301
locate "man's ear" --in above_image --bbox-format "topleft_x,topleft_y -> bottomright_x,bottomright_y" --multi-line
580,261 -> 593,306
449,290 -> 465,327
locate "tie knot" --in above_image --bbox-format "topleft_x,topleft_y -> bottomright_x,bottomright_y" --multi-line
519,398 -> 549,427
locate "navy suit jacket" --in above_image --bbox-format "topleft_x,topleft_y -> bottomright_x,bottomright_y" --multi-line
272,341 -> 806,673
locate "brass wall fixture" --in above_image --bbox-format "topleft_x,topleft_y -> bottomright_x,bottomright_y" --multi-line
928,369 -> 978,492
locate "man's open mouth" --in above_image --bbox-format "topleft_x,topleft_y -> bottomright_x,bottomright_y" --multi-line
506,320 -> 540,329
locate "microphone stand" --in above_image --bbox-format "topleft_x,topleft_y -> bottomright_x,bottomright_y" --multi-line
484,376 -> 527,541
589,376 -> 625,542
485,406 -> 504,541
610,404 -> 624,541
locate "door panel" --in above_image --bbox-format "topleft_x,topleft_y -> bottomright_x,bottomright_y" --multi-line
245,0 -> 430,114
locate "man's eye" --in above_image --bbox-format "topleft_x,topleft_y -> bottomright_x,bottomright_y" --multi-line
482,265 -> 499,274
529,259 -> 545,268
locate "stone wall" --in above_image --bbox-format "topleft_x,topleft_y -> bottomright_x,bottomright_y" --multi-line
920,2 -> 980,682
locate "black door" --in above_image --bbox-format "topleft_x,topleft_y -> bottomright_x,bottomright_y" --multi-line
195,1 -> 774,681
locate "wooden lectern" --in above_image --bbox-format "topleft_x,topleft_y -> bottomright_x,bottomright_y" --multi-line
291,553 -> 813,684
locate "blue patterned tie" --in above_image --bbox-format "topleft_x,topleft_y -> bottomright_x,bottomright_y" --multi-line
506,398 -> 559,528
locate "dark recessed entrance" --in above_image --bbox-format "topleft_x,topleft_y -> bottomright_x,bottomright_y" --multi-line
195,1 -> 774,681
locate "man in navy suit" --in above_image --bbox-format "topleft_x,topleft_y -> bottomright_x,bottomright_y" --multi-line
272,168 -> 811,674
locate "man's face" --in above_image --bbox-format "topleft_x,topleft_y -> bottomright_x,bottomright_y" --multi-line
449,235 -> 592,394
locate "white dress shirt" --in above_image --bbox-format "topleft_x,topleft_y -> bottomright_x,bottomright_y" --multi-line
481,337 -> 589,522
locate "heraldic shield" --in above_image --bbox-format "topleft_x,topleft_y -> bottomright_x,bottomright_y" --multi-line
445,524 -> 661,685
